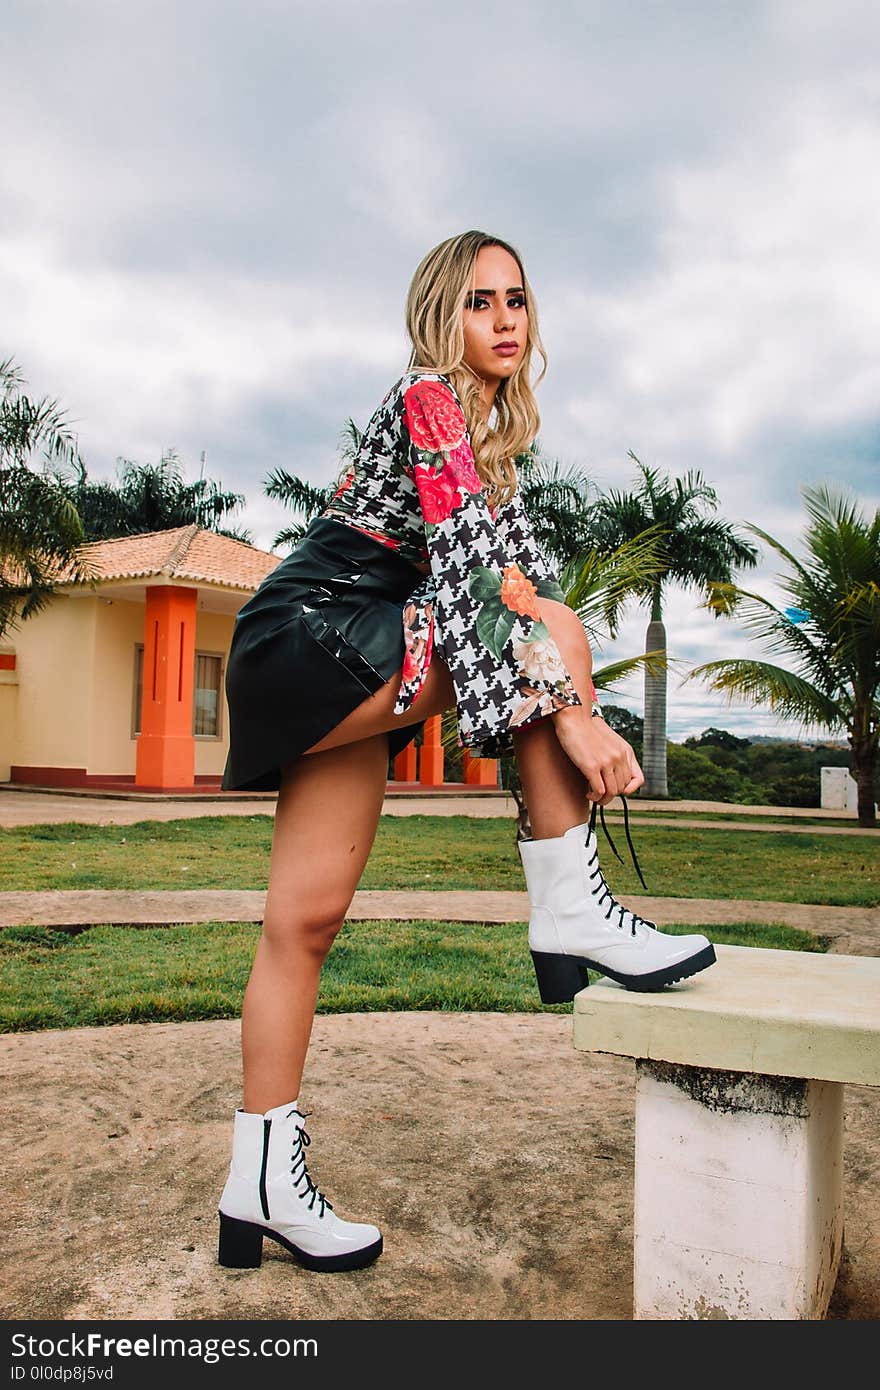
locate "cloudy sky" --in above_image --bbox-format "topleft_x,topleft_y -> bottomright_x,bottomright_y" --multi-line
3,0 -> 877,738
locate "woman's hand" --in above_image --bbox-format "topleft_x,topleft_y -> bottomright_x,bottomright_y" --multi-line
552,706 -> 645,805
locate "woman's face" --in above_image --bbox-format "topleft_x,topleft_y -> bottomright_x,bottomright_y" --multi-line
461,244 -> 528,393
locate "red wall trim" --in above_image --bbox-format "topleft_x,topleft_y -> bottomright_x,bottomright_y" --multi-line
9,766 -> 228,792
11,766 -> 91,787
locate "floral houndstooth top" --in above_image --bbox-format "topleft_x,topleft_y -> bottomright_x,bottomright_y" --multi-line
320,370 -> 588,758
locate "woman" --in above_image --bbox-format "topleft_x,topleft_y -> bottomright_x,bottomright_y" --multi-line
216,231 -> 716,1276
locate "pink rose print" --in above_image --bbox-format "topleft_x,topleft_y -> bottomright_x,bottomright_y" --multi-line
414,463 -> 460,523
399,599 -> 434,703
445,438 -> 482,494
401,645 -> 420,681
403,380 -> 467,453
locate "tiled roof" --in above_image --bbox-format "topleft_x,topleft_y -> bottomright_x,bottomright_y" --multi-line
61,525 -> 281,591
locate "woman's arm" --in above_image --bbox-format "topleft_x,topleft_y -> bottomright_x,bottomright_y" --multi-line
490,474 -> 643,800
533,595 -> 644,803
489,482 -> 601,709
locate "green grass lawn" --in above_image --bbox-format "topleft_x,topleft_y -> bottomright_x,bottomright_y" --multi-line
0,918 -> 828,1033
1,814 -> 877,905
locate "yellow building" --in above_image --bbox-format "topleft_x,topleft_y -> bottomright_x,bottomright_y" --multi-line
0,526 -> 279,790
0,525 -> 497,791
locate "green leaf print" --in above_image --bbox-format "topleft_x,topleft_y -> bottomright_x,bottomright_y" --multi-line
415,448 -> 446,471
476,596 -> 517,660
535,577 -> 566,602
467,566 -> 502,601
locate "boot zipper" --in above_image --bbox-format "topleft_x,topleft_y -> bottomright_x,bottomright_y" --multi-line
259,1118 -> 272,1219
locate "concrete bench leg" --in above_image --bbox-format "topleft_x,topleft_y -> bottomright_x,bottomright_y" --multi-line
633,1060 -> 844,1319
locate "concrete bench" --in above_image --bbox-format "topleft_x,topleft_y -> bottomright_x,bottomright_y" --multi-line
572,943 -> 880,1320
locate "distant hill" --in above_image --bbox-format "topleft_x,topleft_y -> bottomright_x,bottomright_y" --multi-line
598,708 -> 857,806
744,734 -> 848,748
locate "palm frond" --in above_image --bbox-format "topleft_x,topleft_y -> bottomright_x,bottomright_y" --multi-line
561,527 -> 668,638
516,455 -> 594,567
684,658 -> 844,732
593,647 -> 669,691
337,417 -> 363,459
743,521 -> 812,587
0,357 -> 26,398
0,391 -> 81,472
0,461 -> 94,636
274,523 -> 319,550
264,469 -> 333,516
698,582 -> 842,695
801,480 -> 866,536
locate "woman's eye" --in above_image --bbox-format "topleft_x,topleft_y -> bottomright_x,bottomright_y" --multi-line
466,294 -> 526,311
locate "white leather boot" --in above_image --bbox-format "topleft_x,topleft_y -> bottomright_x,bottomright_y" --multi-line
217,1100 -> 383,1273
518,818 -> 716,1000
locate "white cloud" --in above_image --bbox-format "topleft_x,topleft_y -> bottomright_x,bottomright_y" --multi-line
2,0 -> 876,741
0,233 -> 405,473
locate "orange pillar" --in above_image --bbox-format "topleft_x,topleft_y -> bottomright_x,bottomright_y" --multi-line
135,585 -> 197,788
463,749 -> 499,787
419,713 -> 444,785
393,742 -> 418,783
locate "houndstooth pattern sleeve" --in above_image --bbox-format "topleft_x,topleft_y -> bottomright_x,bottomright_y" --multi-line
391,372 -> 583,757
491,485 -> 567,603
492,485 -> 599,708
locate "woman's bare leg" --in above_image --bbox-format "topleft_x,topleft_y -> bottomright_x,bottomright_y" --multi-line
241,733 -> 388,1112
240,652 -> 456,1113
241,598 -> 604,1110
512,597 -> 595,839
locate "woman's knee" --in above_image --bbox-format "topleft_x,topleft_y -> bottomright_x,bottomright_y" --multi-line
536,597 -> 590,653
261,901 -> 348,960
536,595 -> 582,631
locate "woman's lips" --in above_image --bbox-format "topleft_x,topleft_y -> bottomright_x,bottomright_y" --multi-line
492,343 -> 519,356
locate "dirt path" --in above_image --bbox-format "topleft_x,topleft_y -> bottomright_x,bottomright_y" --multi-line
2,1012 -> 877,1322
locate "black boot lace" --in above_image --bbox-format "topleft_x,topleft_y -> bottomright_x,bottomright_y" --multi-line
286,1107 -> 333,1217
585,797 -> 656,938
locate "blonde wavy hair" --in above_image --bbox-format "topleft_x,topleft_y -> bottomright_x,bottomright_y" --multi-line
404,230 -> 548,509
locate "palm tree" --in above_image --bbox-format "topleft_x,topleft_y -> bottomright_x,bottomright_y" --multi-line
685,483 -> 879,827
264,418 -> 362,549
579,454 -> 759,796
0,356 -> 91,639
510,442 -> 671,694
68,450 -> 253,542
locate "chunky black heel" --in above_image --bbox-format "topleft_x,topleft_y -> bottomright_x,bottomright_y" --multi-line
530,950 -> 590,1004
218,1211 -> 264,1268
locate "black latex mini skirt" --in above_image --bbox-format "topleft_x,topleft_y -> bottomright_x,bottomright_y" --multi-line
221,516 -> 428,792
